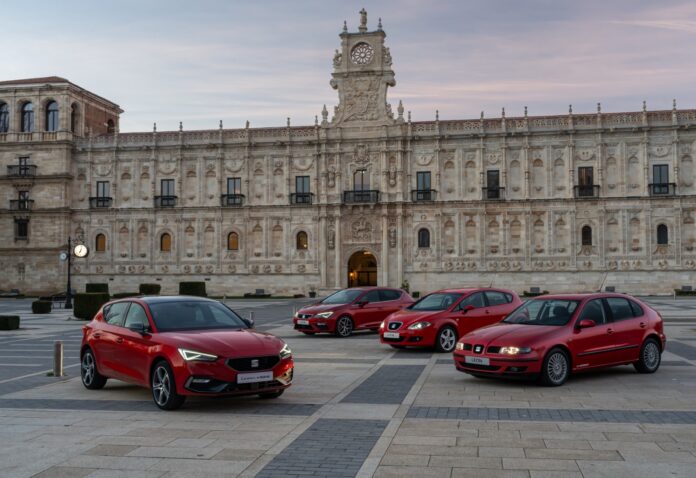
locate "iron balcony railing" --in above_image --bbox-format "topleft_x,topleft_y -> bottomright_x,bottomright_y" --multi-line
289,192 -> 314,205
154,195 -> 178,208
9,200 -> 34,211
574,185 -> 600,198
649,183 -> 676,196
343,190 -> 379,204
221,194 -> 245,206
482,187 -> 505,200
411,189 -> 437,201
7,165 -> 37,177
89,197 -> 113,208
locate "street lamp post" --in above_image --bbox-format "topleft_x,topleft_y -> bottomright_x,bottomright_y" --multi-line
65,236 -> 73,309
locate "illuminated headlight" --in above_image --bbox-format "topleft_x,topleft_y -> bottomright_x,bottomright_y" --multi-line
279,343 -> 292,359
456,342 -> 465,351
315,311 -> 334,319
379,320 -> 386,330
178,348 -> 218,362
408,321 -> 431,330
499,346 -> 532,355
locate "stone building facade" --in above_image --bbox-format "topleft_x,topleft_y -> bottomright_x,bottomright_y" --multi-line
1,12 -> 695,296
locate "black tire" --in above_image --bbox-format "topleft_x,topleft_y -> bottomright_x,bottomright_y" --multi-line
390,344 -> 406,349
334,316 -> 354,337
634,338 -> 661,374
258,389 -> 285,399
80,348 -> 108,390
435,326 -> 458,353
301,331 -> 316,335
151,360 -> 186,410
539,347 -> 570,386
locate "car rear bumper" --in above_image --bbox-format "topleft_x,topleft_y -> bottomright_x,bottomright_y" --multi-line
379,327 -> 438,347
453,351 -> 542,377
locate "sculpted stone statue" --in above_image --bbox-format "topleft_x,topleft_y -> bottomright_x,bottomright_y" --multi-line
359,8 -> 367,32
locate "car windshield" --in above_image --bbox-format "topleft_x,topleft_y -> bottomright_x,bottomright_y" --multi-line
409,293 -> 462,311
321,289 -> 364,305
503,299 -> 580,326
149,300 -> 248,332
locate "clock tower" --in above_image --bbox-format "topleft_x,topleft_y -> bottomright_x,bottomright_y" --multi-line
329,10 -> 397,126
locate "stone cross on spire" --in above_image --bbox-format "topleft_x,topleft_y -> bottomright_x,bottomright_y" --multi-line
359,8 -> 368,32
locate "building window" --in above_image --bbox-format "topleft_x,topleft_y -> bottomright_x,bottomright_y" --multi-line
18,190 -> 30,210
160,233 -> 172,252
97,181 -> 110,198
161,179 -> 175,196
0,103 -> 8,133
70,104 -> 78,132
14,218 -> 29,240
418,228 -> 430,248
45,101 -> 59,132
417,171 -> 431,191
21,102 -> 34,132
581,225 -> 592,246
293,175 -> 311,204
657,224 -> 668,245
652,164 -> 670,195
95,233 -> 106,252
107,119 -> 115,134
354,169 -> 369,190
296,231 -> 308,250
227,232 -> 239,250
485,170 -> 501,199
227,177 -> 241,195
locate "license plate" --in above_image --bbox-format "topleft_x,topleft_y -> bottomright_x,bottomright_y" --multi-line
237,371 -> 273,384
297,319 -> 309,325
383,332 -> 400,339
465,356 -> 490,366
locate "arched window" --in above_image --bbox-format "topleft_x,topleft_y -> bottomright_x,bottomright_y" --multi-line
0,103 -> 8,133
581,225 -> 592,246
227,232 -> 239,250
70,103 -> 78,133
107,119 -> 115,134
45,101 -> 59,132
418,228 -> 430,248
160,233 -> 172,252
657,224 -> 668,245
21,102 -> 34,132
296,231 -> 308,250
95,233 -> 106,252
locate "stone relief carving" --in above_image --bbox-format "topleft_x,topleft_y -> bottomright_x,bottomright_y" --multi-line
342,77 -> 381,122
353,143 -> 371,164
351,217 -> 373,242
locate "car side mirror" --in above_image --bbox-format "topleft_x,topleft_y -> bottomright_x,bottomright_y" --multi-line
461,305 -> 475,314
128,323 -> 148,335
577,319 -> 596,329
242,317 -> 255,328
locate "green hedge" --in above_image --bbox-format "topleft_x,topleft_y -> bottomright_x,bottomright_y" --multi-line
523,290 -> 549,297
675,289 -> 696,296
0,315 -> 20,330
86,283 -> 109,294
139,283 -> 161,295
112,292 -> 139,299
74,293 -> 110,320
179,282 -> 207,297
412,291 -> 420,298
31,300 -> 52,314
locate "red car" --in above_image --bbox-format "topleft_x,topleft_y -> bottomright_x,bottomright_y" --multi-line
80,296 -> 293,410
379,288 -> 522,352
454,293 -> 665,385
293,287 -> 414,337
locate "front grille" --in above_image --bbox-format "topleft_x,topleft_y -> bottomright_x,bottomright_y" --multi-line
473,344 -> 485,354
487,346 -> 501,354
382,336 -> 403,342
462,343 -> 473,351
297,313 -> 312,319
388,322 -> 402,330
294,323 -> 313,330
458,361 -> 501,371
227,356 -> 280,372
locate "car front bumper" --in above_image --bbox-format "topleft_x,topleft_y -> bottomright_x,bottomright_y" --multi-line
453,351 -> 541,377
293,317 -> 335,333
379,327 -> 438,347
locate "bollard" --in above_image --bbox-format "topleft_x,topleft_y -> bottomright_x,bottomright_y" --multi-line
53,340 -> 64,377
249,311 -> 254,323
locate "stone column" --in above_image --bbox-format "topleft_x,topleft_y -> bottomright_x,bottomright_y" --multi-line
381,210 -> 388,286
334,213 -> 341,288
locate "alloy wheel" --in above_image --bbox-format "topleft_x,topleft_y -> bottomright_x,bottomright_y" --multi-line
152,366 -> 171,407
81,352 -> 94,386
439,328 -> 456,352
546,351 -> 568,384
336,317 -> 353,337
643,341 -> 660,370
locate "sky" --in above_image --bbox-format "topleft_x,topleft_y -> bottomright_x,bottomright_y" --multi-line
4,0 -> 696,132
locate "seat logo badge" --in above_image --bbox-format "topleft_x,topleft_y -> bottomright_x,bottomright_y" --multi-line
474,345 -> 483,353
251,359 -> 259,368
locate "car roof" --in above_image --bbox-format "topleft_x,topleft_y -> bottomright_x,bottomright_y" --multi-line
530,293 -> 635,300
434,287 -> 511,294
113,295 -> 218,305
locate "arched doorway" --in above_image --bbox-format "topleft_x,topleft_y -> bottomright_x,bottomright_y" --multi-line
348,250 -> 377,287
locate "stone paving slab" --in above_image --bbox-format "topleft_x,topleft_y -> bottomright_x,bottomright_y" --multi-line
341,365 -> 425,404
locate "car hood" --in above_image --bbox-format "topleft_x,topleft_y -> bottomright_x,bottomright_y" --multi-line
298,303 -> 345,315
156,329 -> 284,358
386,308 -> 444,325
462,323 -> 562,346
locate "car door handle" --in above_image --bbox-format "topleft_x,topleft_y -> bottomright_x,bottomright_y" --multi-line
607,328 -> 614,335
485,310 -> 490,314
116,338 -> 124,344
639,322 -> 646,328
93,333 -> 102,339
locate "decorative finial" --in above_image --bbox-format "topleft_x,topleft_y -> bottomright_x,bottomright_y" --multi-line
378,17 -> 383,30
597,102 -> 601,113
501,107 -> 506,118
359,8 -> 367,33
408,111 -> 411,122
287,117 -> 291,127
480,111 -> 484,120
179,121 -> 183,132
569,104 -> 573,114
524,106 -> 528,117
642,100 -> 647,112
219,120 -> 223,129
435,110 -> 439,121
321,104 -> 328,123
343,20 -> 347,33
153,122 -> 157,132
397,100 -> 404,119
245,120 -> 250,129
673,98 -> 677,110
315,115 -> 318,126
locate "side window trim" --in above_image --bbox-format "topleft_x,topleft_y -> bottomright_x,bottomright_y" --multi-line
106,302 -> 131,327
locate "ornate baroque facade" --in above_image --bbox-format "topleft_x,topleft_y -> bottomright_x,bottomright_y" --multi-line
1,11 -> 695,295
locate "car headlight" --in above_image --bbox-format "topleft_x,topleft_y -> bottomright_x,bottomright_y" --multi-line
315,311 -> 334,319
456,342 -> 465,351
178,348 -> 218,362
279,342 -> 292,359
379,320 -> 386,330
408,321 -> 431,330
499,346 -> 532,355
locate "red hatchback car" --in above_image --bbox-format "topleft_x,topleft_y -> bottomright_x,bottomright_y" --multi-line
80,296 -> 294,410
293,287 -> 413,337
454,293 -> 665,385
379,288 -> 522,352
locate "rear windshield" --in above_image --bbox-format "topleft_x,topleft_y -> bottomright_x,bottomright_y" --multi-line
149,301 -> 247,332
409,293 -> 462,311
321,289 -> 363,305
503,299 -> 580,326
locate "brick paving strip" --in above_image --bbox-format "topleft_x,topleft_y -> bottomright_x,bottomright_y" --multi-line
340,365 -> 426,404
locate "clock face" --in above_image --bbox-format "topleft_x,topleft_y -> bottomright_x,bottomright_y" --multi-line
59,252 -> 68,262
74,244 -> 89,258
350,42 -> 374,65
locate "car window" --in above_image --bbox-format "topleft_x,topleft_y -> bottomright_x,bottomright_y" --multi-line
629,300 -> 644,317
504,293 -> 513,303
459,292 -> 486,309
578,299 -> 606,325
485,291 -> 508,306
362,290 -> 382,303
410,293 -> 462,311
504,299 -> 579,326
379,290 -> 401,301
606,298 -> 634,322
123,303 -> 149,329
105,302 -> 130,326
149,300 -> 247,331
321,289 -> 364,305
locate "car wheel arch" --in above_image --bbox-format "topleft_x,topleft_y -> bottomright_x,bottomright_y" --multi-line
547,344 -> 573,370
643,333 -> 662,351
149,356 -> 172,386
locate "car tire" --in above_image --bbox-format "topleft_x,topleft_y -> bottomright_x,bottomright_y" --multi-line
634,338 -> 661,374
80,348 -> 107,390
390,345 -> 406,349
258,389 -> 285,399
151,360 -> 186,410
334,316 -> 353,338
539,348 -> 570,386
301,331 -> 315,335
435,326 -> 458,353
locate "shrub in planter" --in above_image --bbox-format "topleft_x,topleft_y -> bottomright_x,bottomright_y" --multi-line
675,289 -> 696,297
86,283 -> 109,294
112,292 -> 139,299
0,315 -> 20,330
74,292 -> 110,320
412,291 -> 420,298
31,300 -> 52,314
139,283 -> 161,295
179,282 -> 207,297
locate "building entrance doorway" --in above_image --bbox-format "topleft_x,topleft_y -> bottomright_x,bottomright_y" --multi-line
348,250 -> 377,287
